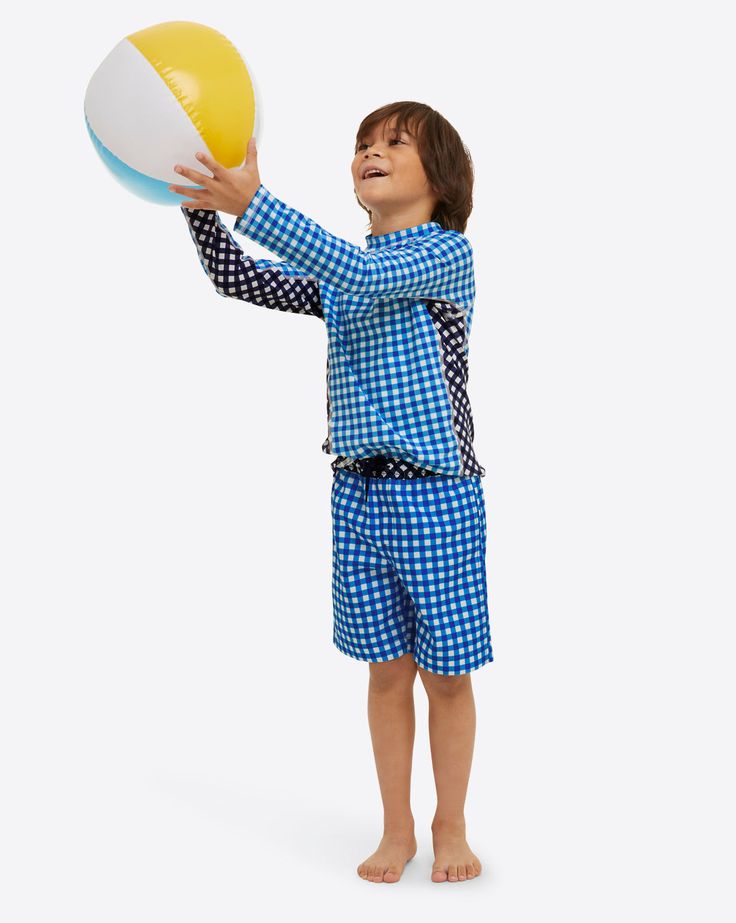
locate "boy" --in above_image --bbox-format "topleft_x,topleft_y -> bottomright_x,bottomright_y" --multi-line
169,102 -> 492,884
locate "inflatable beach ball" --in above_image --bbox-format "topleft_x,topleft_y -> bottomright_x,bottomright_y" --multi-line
84,21 -> 262,205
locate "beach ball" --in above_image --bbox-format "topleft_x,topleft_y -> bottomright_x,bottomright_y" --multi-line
83,21 -> 262,205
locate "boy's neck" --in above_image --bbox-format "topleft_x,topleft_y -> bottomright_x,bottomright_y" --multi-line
369,209 -> 435,237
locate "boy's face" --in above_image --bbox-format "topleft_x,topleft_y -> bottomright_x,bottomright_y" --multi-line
352,117 -> 438,222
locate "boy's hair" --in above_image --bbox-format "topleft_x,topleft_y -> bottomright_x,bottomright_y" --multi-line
354,101 -> 474,234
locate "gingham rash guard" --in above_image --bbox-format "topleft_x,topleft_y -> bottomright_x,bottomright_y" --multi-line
180,185 -> 485,478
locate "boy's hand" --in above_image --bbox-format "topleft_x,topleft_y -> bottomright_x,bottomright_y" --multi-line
169,137 -> 261,217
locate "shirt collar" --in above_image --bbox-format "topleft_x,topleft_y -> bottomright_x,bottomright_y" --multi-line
365,221 -> 442,249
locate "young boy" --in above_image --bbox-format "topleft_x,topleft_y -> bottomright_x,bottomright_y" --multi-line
169,102 -> 493,884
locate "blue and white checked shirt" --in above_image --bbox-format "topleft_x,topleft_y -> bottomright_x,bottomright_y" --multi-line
181,183 -> 485,478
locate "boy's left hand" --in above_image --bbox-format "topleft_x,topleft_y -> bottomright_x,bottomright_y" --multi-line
169,136 -> 261,217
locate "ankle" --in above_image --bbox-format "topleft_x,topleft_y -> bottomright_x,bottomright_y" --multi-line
383,817 -> 416,838
431,815 -> 466,834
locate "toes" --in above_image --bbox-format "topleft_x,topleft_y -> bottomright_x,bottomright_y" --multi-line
458,865 -> 467,880
465,863 -> 475,879
432,867 -> 448,882
447,864 -> 458,882
383,865 -> 401,883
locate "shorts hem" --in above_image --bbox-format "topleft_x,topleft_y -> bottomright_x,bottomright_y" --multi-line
332,638 -> 413,665
333,637 -> 494,674
412,651 -> 494,676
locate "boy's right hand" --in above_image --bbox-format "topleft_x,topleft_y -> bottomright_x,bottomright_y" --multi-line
169,137 -> 261,218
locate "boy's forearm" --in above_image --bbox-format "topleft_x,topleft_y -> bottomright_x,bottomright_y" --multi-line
180,207 -> 323,318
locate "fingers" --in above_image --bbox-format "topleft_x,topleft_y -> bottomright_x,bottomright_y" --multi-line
174,144 -> 253,181
170,144 -> 254,213
168,184 -> 209,208
168,183 -> 204,195
169,156 -> 212,203
193,151 -> 223,178
173,162 -> 213,184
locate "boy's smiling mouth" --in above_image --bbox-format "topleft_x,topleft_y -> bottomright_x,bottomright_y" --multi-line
359,164 -> 390,180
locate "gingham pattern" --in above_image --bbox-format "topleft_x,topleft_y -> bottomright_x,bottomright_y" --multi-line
181,186 -> 485,477
331,468 -> 493,674
235,185 -> 475,299
232,184 -> 485,477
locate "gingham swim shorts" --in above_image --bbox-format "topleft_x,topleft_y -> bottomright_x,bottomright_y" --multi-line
330,463 -> 493,675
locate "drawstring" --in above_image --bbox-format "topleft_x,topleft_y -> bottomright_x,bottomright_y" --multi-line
363,455 -> 387,504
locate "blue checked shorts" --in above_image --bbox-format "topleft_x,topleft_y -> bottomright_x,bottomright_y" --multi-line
330,466 -> 493,675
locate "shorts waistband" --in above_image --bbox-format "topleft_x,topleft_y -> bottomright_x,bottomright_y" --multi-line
332,455 -> 450,504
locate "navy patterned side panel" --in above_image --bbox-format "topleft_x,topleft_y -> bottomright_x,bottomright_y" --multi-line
423,299 -> 486,478
324,355 -> 332,453
181,208 -> 323,318
330,454 -> 443,478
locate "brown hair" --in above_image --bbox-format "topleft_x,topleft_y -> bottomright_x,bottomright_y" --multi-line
354,101 -> 474,233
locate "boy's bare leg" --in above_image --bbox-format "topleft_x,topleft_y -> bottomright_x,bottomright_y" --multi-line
357,652 -> 419,883
417,668 -> 483,883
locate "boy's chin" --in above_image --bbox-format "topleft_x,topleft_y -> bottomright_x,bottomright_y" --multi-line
357,193 -> 388,208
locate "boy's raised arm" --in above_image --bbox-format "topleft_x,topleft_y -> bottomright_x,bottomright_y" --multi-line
233,185 -> 473,300
180,207 -> 323,319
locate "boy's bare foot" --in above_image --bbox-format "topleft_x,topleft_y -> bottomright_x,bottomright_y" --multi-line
430,818 -> 482,882
357,830 -> 417,883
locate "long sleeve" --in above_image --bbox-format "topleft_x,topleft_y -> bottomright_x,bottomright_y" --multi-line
233,185 -> 473,299
180,207 -> 323,319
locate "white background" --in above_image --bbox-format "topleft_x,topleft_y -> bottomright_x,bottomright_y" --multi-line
1,1 -> 734,920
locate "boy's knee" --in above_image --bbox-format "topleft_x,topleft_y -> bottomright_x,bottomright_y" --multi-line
418,668 -> 471,697
368,652 -> 418,691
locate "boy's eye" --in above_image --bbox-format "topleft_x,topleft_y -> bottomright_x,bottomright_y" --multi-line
356,138 -> 405,151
